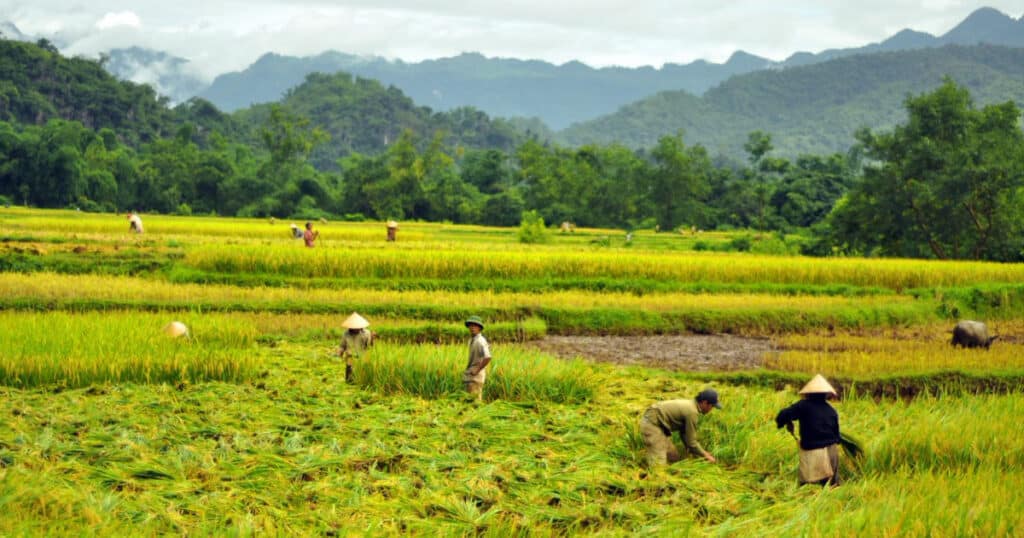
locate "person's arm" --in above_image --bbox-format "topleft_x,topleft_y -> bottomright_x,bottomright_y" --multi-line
471,356 -> 491,375
338,339 -> 349,357
682,414 -> 715,463
775,402 -> 799,429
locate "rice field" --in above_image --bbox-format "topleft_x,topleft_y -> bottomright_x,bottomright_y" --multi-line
1,207 -> 1023,536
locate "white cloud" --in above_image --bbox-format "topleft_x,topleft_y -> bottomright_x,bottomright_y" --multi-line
0,0 -> 1020,79
95,10 -> 141,30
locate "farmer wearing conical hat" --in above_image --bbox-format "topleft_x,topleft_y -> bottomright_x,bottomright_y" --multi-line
462,316 -> 491,400
639,389 -> 721,466
163,321 -> 189,338
775,374 -> 842,486
339,312 -> 374,383
386,220 -> 398,242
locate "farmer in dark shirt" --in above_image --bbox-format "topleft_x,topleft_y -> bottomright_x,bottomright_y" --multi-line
775,374 -> 841,486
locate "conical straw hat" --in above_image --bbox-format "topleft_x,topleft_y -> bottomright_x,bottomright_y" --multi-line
341,312 -> 370,329
163,321 -> 189,338
386,220 -> 399,228
799,374 -> 837,395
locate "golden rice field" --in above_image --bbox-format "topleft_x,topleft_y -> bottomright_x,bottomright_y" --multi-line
184,243 -> 1024,290
1,207 -> 1023,535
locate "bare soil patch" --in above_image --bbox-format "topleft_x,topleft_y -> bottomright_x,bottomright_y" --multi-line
528,334 -> 773,372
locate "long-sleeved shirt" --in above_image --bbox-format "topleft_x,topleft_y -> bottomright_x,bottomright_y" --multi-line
775,398 -> 840,450
648,399 -> 704,455
340,329 -> 373,358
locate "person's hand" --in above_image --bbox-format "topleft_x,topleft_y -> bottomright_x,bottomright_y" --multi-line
705,453 -> 716,463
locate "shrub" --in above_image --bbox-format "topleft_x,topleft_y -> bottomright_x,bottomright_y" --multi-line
517,210 -> 549,244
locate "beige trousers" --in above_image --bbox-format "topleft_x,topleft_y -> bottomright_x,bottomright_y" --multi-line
463,381 -> 483,400
799,444 -> 840,485
639,412 -> 681,466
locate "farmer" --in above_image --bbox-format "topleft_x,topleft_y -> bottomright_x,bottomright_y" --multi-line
386,220 -> 398,242
639,389 -> 721,466
290,223 -> 303,239
462,315 -> 491,400
126,212 -> 144,234
775,374 -> 842,486
338,312 -> 374,383
303,221 -> 319,247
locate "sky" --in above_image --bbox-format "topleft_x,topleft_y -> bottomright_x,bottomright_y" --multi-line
2,1 -> 1022,80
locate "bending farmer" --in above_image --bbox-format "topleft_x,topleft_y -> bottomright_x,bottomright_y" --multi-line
639,389 -> 721,466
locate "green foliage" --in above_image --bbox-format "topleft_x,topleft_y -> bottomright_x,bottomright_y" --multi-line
234,72 -> 523,171
0,39 -> 174,145
516,210 -> 548,244
355,344 -> 597,403
826,79 -> 1024,262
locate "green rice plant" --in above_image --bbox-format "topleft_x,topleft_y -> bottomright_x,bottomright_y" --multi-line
0,312 -> 257,387
0,342 -> 1021,535
244,313 -> 547,343
0,273 -> 945,335
354,344 -> 599,403
184,243 -> 1024,290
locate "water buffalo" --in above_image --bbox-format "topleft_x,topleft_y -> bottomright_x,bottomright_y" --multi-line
951,320 -> 998,349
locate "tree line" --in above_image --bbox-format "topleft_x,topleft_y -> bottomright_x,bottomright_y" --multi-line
0,37 -> 1021,262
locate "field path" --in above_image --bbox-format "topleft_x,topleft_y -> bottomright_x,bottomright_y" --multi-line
528,334 -> 771,371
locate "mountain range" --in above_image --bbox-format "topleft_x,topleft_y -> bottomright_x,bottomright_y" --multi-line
560,44 -> 1024,158
194,6 -> 1023,129
1,6 -> 1023,160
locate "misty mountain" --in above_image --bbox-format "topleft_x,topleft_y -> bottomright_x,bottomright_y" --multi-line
781,7 -> 1024,67
200,50 -> 772,129
559,45 -> 1024,159
0,21 -> 28,42
103,47 -> 208,105
0,38 -> 176,145
194,7 -> 1024,130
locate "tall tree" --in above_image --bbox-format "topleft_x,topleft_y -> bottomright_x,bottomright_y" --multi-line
648,133 -> 711,231
827,80 -> 1024,261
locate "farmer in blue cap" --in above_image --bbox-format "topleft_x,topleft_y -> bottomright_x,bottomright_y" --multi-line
639,388 -> 721,466
462,315 -> 491,400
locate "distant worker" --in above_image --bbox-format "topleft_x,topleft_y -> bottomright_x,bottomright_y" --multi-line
290,223 -> 303,239
775,374 -> 841,486
386,220 -> 398,242
338,312 -> 374,383
462,316 -> 491,400
639,389 -> 721,466
162,321 -> 189,339
126,212 -> 144,234
303,221 -> 319,247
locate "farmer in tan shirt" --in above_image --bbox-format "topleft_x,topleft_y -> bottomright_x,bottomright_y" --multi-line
339,312 -> 374,383
462,315 -> 491,400
639,389 -> 721,466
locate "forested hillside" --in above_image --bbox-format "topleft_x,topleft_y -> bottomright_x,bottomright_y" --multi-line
0,39 -> 175,145
560,45 -> 1024,158
200,50 -> 770,129
233,72 -> 527,170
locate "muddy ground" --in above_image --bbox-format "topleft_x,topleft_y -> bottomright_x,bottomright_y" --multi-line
528,334 -> 773,372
